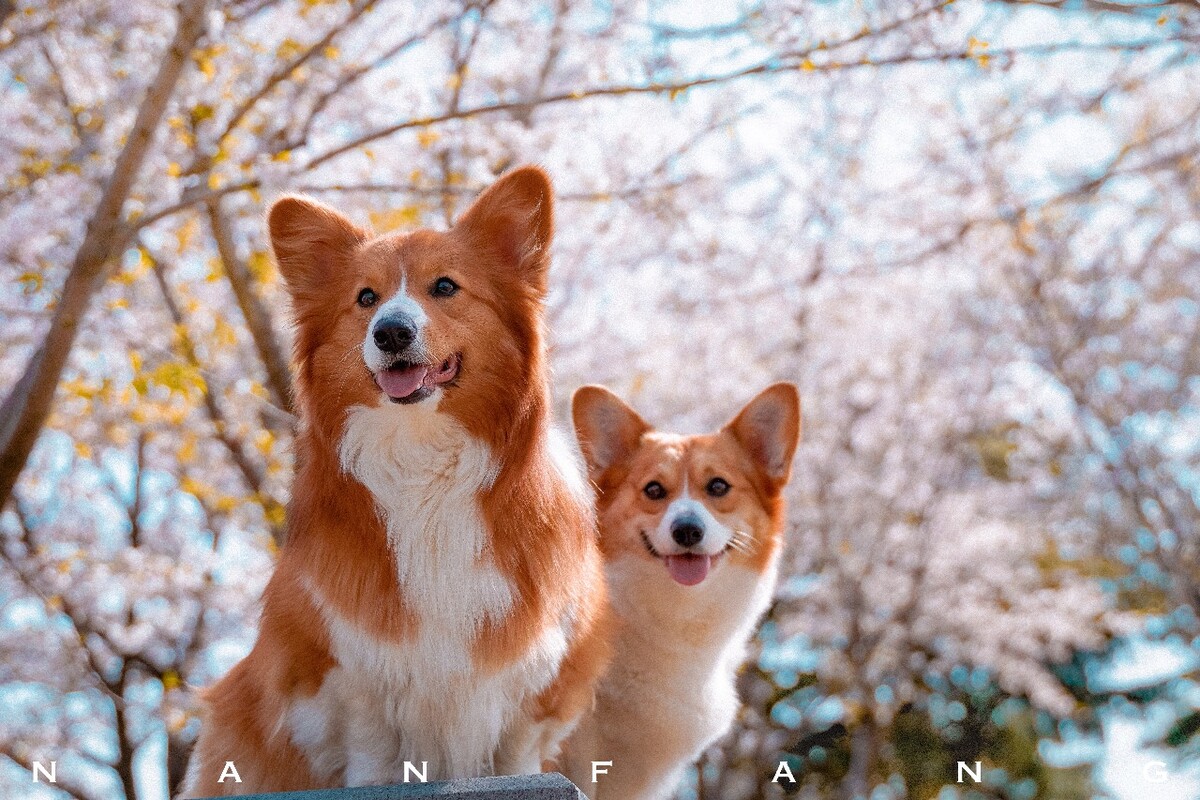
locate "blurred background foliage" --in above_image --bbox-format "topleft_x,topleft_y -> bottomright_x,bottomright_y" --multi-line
1,1 -> 1199,798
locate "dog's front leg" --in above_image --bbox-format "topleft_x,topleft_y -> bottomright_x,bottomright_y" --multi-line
493,710 -> 545,776
341,688 -> 403,786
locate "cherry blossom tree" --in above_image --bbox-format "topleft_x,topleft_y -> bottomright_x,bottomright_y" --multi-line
1,1 -> 1197,798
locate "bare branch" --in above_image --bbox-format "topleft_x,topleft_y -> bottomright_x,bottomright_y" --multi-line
0,745 -> 93,800
203,199 -> 294,416
0,0 -> 212,511
300,32 -> 1197,173
146,248 -> 286,544
214,0 -> 375,149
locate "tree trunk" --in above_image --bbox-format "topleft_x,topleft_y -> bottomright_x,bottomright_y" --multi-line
842,720 -> 877,800
0,0 -> 210,511
204,198 -> 294,416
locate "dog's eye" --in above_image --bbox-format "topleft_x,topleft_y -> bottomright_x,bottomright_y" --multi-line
357,288 -> 378,308
706,477 -> 731,497
643,481 -> 667,501
431,277 -> 459,298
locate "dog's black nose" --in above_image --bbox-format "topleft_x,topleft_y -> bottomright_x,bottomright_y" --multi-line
671,520 -> 704,548
373,317 -> 417,354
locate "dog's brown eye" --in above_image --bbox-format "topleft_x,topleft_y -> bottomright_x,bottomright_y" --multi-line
706,477 -> 731,497
431,277 -> 458,297
643,481 -> 666,501
357,288 -> 377,308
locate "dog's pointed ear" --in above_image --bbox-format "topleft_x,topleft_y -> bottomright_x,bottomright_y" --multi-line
725,383 -> 801,487
572,385 -> 650,482
268,195 -> 366,295
453,166 -> 554,292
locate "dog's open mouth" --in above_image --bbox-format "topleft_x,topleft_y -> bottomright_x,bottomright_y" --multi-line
375,354 -> 460,404
640,531 -> 727,587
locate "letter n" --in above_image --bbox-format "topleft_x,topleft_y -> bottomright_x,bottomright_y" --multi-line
32,761 -> 56,783
403,761 -> 428,783
957,761 -> 981,783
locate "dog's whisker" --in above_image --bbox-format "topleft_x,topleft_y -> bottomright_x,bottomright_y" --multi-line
726,529 -> 755,554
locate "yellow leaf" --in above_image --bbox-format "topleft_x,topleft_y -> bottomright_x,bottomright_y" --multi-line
276,38 -> 303,61
74,442 -> 91,459
264,500 -> 285,528
176,217 -> 199,255
149,361 -> 206,397
107,298 -> 129,310
194,55 -> 215,81
323,45 -> 339,60
162,669 -> 182,691
64,378 -> 100,400
272,150 -> 291,162
800,59 -> 815,72
189,103 -> 214,126
369,206 -> 422,232
180,476 -> 211,499
207,172 -> 224,190
416,128 -> 439,148
130,350 -> 143,373
247,250 -> 276,283
167,162 -> 181,177
46,595 -> 63,611
179,434 -> 197,464
213,316 -> 238,347
17,271 -> 43,294
254,430 -> 275,457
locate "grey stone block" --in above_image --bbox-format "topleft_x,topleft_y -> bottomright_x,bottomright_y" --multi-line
194,773 -> 584,800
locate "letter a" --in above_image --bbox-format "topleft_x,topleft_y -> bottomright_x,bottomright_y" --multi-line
772,760 -> 795,782
218,761 -> 242,783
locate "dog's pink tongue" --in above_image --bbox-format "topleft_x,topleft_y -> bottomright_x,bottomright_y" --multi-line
665,554 -> 712,586
376,364 -> 429,400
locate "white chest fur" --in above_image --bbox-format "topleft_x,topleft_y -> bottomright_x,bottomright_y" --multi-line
565,553 -> 779,800
288,400 -> 568,784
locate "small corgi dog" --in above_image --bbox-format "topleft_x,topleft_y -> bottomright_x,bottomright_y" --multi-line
182,167 -> 610,796
560,384 -> 800,800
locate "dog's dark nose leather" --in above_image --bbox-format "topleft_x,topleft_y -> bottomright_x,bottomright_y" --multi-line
373,316 -> 417,354
671,519 -> 704,548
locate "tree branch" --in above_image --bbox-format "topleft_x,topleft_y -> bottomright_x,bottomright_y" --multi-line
146,249 -> 286,544
0,0 -> 211,511
299,31 -> 1197,173
0,746 -> 93,800
203,200 -> 294,416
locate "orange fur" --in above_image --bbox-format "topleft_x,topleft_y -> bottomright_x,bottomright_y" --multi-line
560,384 -> 799,800
182,167 -> 610,795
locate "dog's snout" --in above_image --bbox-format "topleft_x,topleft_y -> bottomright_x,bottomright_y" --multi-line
373,316 -> 417,354
670,518 -> 705,548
